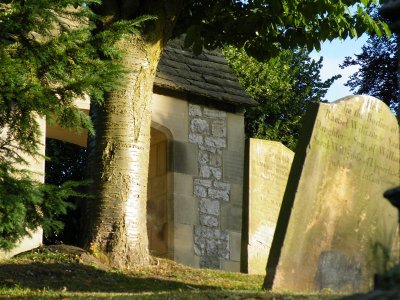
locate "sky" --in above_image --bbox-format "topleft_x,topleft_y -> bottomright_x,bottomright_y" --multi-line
310,34 -> 368,102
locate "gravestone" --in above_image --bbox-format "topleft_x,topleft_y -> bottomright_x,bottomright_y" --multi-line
243,139 -> 294,274
264,95 -> 400,293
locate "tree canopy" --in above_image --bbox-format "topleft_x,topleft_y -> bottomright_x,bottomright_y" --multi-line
224,46 -> 340,150
177,0 -> 390,58
340,30 -> 398,114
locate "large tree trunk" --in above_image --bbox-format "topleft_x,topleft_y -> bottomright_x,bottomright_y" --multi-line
82,0 -> 183,268
83,35 -> 162,267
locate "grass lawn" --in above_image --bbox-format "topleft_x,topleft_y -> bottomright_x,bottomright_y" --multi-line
0,245 -> 342,299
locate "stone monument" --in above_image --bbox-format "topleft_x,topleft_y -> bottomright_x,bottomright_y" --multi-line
242,139 -> 294,274
264,95 -> 400,293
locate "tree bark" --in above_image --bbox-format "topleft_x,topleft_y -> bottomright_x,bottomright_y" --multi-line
82,0 -> 183,268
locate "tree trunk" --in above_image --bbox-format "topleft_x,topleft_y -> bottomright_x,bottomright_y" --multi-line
82,34 -> 164,267
81,0 -> 184,268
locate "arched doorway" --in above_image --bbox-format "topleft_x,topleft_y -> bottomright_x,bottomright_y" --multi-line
44,118 -> 88,245
44,138 -> 87,245
147,125 -> 173,258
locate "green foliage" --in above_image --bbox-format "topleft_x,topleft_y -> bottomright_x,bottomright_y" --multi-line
177,0 -> 389,60
1,1 -> 105,165
224,46 -> 339,150
0,1 -> 156,164
340,7 -> 398,113
0,161 -> 89,250
0,0 -> 154,250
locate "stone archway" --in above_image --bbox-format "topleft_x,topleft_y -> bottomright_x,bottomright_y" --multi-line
44,102 -> 89,245
147,123 -> 173,258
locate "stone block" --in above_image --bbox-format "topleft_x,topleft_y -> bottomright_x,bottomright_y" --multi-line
229,231 -> 242,262
175,195 -> 198,225
200,213 -> 219,227
199,165 -> 211,178
195,225 -> 228,241
223,151 -> 244,183
194,178 -> 212,188
213,181 -> 230,191
210,167 -> 222,180
203,107 -> 226,119
174,223 -> 199,268
205,136 -> 226,149
151,94 -> 188,142
199,198 -> 220,216
211,119 -> 226,137
200,256 -> 220,269
206,239 -> 218,256
189,104 -> 202,117
173,173 -> 193,196
201,238 -> 229,260
230,183 -> 244,205
194,185 -> 207,198
189,133 -> 203,145
171,141 -> 198,175
208,188 -> 229,202
198,150 -> 209,166
199,144 -> 217,154
221,203 -> 242,232
209,152 -> 222,167
217,239 -> 230,260
226,112 -> 245,152
221,260 -> 240,273
191,118 -> 210,134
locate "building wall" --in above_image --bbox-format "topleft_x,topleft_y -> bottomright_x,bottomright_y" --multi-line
0,117 -> 45,259
1,93 -> 245,271
151,93 -> 245,271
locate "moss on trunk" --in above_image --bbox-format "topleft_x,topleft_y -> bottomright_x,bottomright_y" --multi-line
83,34 -> 164,267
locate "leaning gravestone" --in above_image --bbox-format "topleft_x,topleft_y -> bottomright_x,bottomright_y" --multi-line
264,95 -> 400,293
243,139 -> 293,274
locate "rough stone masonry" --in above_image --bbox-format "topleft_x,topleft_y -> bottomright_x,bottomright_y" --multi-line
189,103 -> 231,269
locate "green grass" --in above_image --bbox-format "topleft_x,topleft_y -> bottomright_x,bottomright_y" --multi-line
0,245 -> 342,299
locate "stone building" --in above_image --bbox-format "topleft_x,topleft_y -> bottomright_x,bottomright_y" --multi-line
4,38 -> 256,272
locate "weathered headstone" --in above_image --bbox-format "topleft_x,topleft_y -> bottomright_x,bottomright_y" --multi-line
242,139 -> 294,275
264,95 -> 399,293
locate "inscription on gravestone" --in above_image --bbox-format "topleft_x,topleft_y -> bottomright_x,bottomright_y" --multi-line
244,139 -> 294,275
264,95 -> 399,293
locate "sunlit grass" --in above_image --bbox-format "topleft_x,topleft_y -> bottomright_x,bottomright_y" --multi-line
0,245 -> 343,299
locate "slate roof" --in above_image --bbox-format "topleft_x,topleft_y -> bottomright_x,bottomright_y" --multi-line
154,38 -> 257,107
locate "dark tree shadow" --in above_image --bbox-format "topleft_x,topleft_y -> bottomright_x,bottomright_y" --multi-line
0,262 -> 218,293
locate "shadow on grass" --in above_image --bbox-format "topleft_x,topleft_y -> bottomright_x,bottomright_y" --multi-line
0,262 -> 219,293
